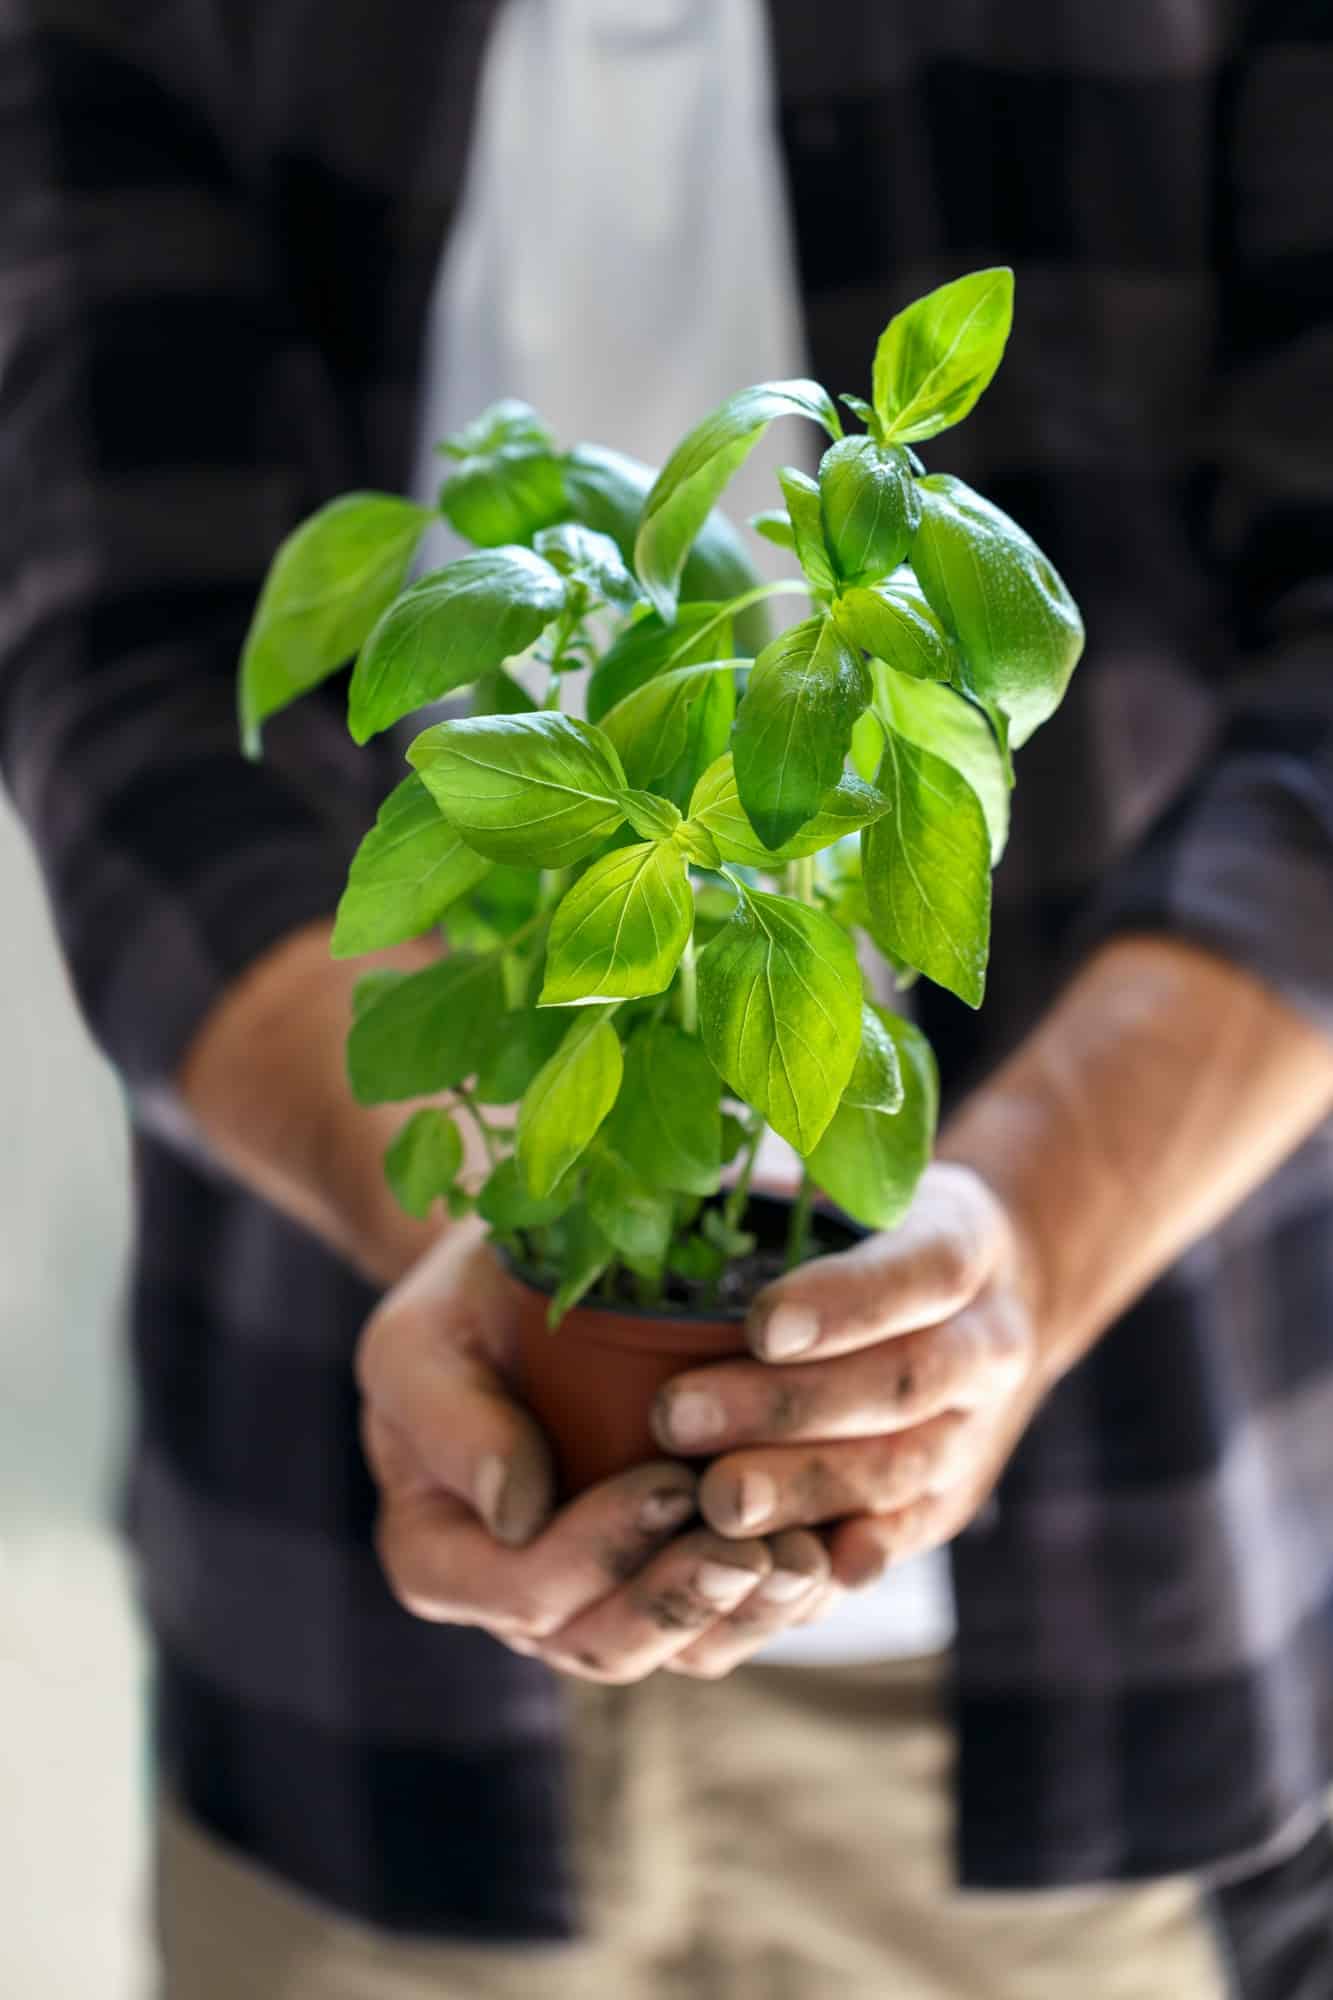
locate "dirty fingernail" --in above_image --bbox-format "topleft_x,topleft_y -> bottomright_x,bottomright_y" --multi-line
731,1470 -> 777,1531
695,1560 -> 760,1607
761,1567 -> 817,1603
755,1304 -> 819,1360
478,1451 -> 547,1548
639,1487 -> 696,1533
665,1390 -> 725,1448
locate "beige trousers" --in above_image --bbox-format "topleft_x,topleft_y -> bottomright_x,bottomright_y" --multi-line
158,1655 -> 1226,1999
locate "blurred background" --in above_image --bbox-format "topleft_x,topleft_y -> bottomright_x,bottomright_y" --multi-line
0,794 -> 150,1999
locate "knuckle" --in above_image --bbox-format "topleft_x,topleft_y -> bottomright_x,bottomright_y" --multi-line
514,1599 -> 565,1642
763,1378 -> 813,1438
928,1230 -> 984,1305
633,1582 -> 716,1633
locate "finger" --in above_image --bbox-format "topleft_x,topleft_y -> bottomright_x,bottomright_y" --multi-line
653,1289 -> 1032,1457
360,1348 -> 556,1547
826,1494 -> 959,1590
695,1412 -> 980,1538
663,1530 -> 831,1679
744,1163 -> 1005,1362
534,1530 -> 772,1684
375,1458 -> 699,1635
358,1235 -> 556,1547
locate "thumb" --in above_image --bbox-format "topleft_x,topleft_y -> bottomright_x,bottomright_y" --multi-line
746,1164 -> 1002,1363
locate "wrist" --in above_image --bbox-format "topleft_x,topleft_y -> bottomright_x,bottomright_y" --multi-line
937,1084 -> 1077,1384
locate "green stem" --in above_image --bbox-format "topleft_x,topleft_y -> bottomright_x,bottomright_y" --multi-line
677,932 -> 699,1035
784,1173 -> 815,1270
492,908 -> 547,956
663,578 -> 810,671
723,1117 -> 765,1235
788,855 -> 816,906
453,1084 -> 502,1169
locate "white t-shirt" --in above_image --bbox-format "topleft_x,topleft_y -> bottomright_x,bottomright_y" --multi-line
414,0 -> 955,1665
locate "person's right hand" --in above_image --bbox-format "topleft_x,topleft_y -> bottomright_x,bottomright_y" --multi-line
356,1221 -> 833,1682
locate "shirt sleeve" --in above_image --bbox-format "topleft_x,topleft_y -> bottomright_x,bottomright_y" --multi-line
0,16 -> 370,1097
1081,2 -> 1333,1042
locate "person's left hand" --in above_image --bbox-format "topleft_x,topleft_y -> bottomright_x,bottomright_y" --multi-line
650,1164 -> 1048,1669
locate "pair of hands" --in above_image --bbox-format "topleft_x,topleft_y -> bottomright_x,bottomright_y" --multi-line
358,1164 -> 1045,1683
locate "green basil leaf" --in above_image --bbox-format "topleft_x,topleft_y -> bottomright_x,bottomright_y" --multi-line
861,723 -> 992,1008
872,662 -> 1009,865
832,571 -> 957,684
540,842 -> 693,1005
838,392 -> 881,436
438,399 -> 555,460
560,443 -> 770,651
548,1206 -> 616,1326
348,547 -> 567,743
600,1022 -> 723,1196
586,1149 -> 675,1272
750,509 -> 797,553
686,753 -> 888,868
408,712 -> 628,867
668,1234 -> 728,1282
445,860 -> 541,953
240,493 -> 429,753
438,445 -> 567,548
807,1012 -> 938,1229
476,1155 -> 576,1233
517,1006 -> 624,1198
696,887 -> 861,1153
533,523 -> 642,615
473,1006 -> 570,1106
383,1108 -> 464,1219
346,954 -> 506,1103
634,381 -> 842,621
872,267 -> 1014,444
818,438 -> 920,585
586,603 -> 733,725
618,789 -> 683,842
599,661 -> 737,807
473,666 -> 539,715
850,709 -> 884,782
910,474 -> 1084,746
732,615 -> 870,850
351,969 -> 407,1020
777,466 -> 837,594
331,776 -> 492,959
843,1002 -> 904,1114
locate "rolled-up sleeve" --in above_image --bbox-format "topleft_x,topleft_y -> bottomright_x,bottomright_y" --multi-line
1084,4 -> 1333,1041
0,16 -> 362,1093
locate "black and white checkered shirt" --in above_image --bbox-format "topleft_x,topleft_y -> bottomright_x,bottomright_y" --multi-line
2,0 -> 1331,1939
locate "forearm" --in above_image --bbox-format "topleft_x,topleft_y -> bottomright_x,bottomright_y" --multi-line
941,934 -> 1333,1381
176,920 -> 472,1287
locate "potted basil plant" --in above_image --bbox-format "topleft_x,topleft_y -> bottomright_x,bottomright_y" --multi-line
239,268 -> 1083,1496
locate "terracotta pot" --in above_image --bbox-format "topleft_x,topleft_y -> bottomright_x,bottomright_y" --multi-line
511,1193 -> 857,1498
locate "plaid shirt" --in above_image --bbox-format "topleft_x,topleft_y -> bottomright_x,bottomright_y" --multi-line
2,0 -> 1332,1940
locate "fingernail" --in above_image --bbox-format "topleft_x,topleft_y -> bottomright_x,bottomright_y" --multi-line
477,1451 -> 545,1548
639,1487 -> 696,1533
761,1567 -> 816,1603
664,1389 -> 725,1448
731,1470 -> 777,1531
475,1453 -> 507,1533
846,1547 -> 889,1591
755,1304 -> 819,1360
695,1560 -> 760,1607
